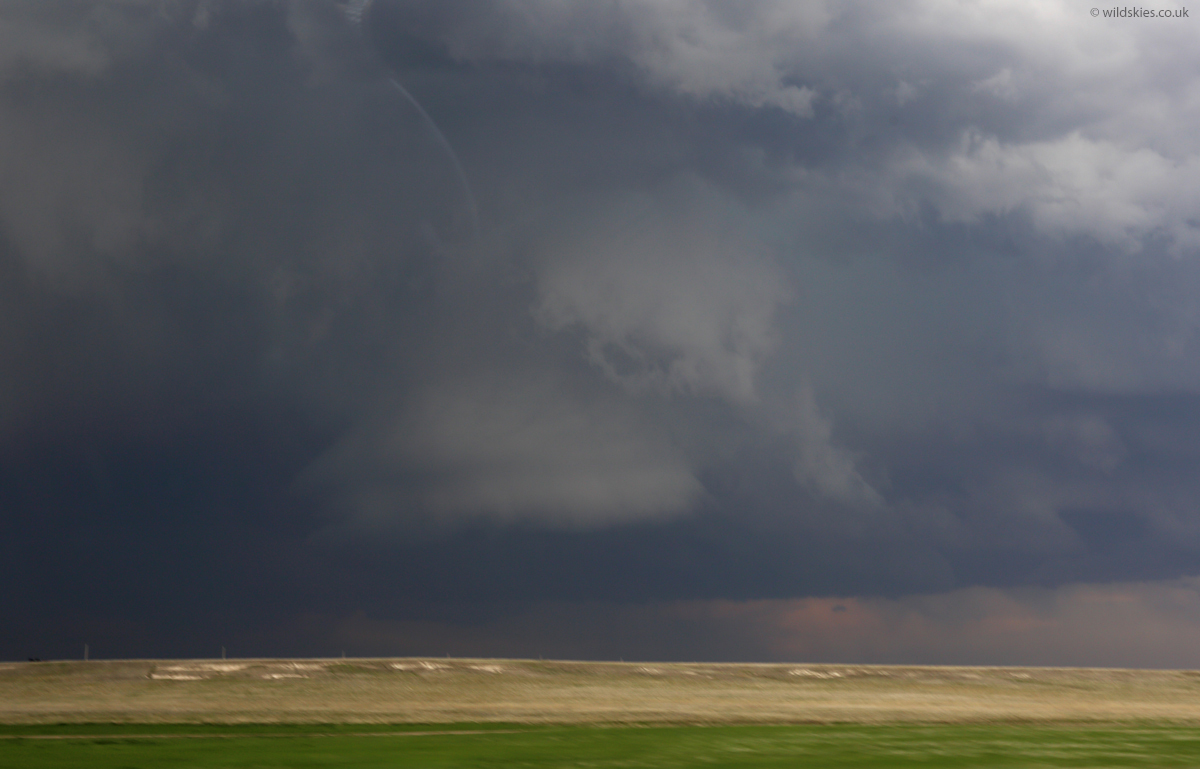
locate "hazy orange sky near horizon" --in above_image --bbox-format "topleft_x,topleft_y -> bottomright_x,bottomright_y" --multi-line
261,578 -> 1200,668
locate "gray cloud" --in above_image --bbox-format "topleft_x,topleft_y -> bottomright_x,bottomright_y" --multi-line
791,386 -> 882,507
6,0 -> 1200,663
0,0 -> 157,80
307,373 -> 702,526
367,0 -> 824,114
534,179 -> 788,404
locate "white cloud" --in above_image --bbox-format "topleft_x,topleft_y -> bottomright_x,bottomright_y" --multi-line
715,0 -> 1200,259
970,67 -> 1017,100
885,130 -> 1200,254
616,0 -> 822,116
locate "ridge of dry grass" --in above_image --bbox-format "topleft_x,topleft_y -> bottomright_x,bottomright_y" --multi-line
4,657 -> 1200,725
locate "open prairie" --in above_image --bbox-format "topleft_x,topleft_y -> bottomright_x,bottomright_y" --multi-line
5,723 -> 1200,768
5,658 -> 1200,725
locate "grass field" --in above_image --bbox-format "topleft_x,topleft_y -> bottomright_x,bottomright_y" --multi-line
5,659 -> 1200,766
7,657 -> 1200,724
3,722 -> 1200,767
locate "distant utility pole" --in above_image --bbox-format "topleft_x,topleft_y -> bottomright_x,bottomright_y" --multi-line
84,644 -> 89,661
222,646 -> 226,660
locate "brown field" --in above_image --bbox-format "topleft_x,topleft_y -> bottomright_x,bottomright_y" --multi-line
4,658 -> 1200,725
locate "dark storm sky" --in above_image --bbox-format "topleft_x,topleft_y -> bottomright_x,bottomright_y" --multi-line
5,0 -> 1200,666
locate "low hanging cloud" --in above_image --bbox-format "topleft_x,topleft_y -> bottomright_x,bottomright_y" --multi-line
306,374 -> 702,527
535,184 -> 788,404
792,387 -> 882,507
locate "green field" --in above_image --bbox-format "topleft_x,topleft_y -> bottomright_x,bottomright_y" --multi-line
3,723 -> 1200,767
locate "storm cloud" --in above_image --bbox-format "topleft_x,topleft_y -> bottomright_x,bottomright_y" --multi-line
4,0 -> 1200,666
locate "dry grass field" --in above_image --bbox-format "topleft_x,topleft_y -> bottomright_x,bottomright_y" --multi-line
4,657 -> 1200,725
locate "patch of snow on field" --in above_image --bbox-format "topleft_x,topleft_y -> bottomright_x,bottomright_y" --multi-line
391,661 -> 448,671
789,668 -> 844,678
158,663 -> 249,673
469,664 -> 504,673
150,673 -> 204,680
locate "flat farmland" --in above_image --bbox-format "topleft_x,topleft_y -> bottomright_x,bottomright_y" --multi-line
4,723 -> 1200,768
4,658 -> 1200,725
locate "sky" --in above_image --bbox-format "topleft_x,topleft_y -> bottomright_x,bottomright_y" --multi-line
4,0 -> 1200,667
